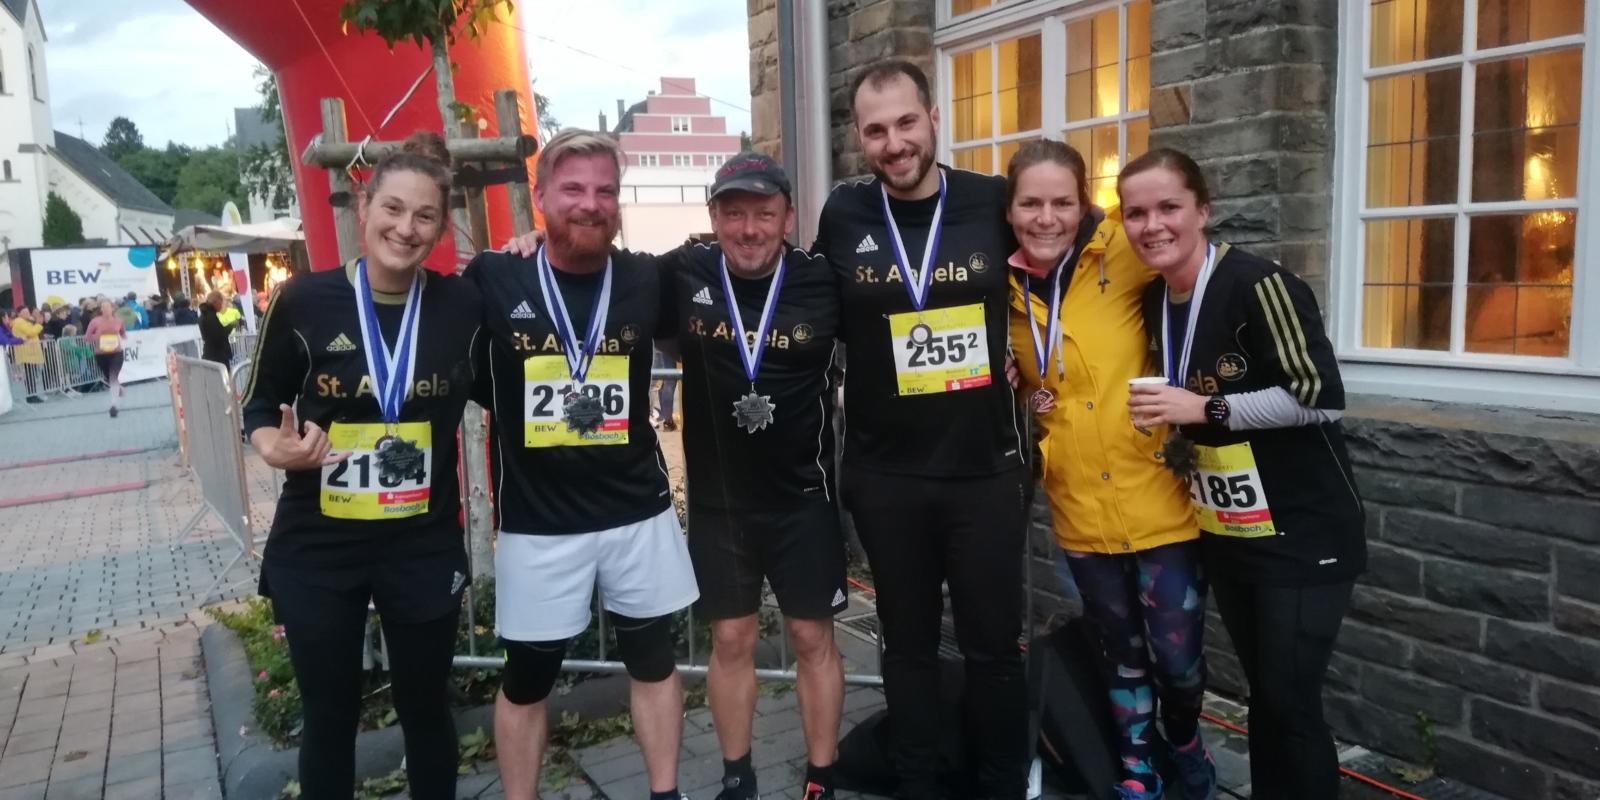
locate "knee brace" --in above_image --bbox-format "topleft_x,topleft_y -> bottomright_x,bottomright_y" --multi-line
609,612 -> 676,683
500,638 -> 567,705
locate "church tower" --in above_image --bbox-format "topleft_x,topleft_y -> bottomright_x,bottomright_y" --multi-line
0,0 -> 55,251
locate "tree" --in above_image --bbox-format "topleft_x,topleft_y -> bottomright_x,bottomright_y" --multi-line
240,66 -> 296,213
740,131 -> 753,153
173,145 -> 248,216
531,78 -> 560,140
42,192 -> 85,246
117,143 -> 191,206
101,117 -> 144,161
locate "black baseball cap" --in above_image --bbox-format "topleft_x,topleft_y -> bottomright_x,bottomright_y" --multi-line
708,152 -> 792,202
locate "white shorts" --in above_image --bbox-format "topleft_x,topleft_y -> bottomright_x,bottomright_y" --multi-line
494,507 -> 700,641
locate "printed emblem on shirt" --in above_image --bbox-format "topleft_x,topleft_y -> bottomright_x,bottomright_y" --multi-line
856,234 -> 879,254
620,324 -> 640,345
968,252 -> 989,273
326,332 -> 358,352
792,323 -> 814,343
831,588 -> 846,607
1217,353 -> 1248,381
692,287 -> 715,305
510,301 -> 538,320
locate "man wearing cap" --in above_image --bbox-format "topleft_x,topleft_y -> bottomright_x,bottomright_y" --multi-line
506,153 -> 849,800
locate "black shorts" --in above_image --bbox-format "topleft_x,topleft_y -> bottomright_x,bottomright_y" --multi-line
687,500 -> 849,621
260,542 -> 470,628
94,351 -> 123,379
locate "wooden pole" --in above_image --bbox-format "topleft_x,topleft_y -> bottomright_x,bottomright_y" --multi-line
494,89 -> 536,235
458,120 -> 493,255
301,135 -> 536,168
320,98 -> 360,263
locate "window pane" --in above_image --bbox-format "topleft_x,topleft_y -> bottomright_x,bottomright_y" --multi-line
1070,124 -> 1122,208
1477,0 -> 1584,49
1127,0 -> 1150,59
998,34 -> 1042,135
951,47 -> 993,143
1471,49 -> 1583,202
1465,212 -> 1575,356
1370,0 -> 1464,68
952,0 -> 992,16
998,140 -> 1024,173
953,145 -> 995,175
1128,55 -> 1149,113
1066,9 -> 1121,122
1126,117 -> 1150,162
1366,69 -> 1461,207
1362,218 -> 1454,350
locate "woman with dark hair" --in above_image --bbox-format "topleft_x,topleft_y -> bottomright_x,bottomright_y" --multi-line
1122,148 -> 1365,800
1004,140 -> 1213,800
199,290 -> 234,366
240,131 -> 484,800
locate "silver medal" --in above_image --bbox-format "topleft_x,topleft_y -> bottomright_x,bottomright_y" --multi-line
564,390 -> 606,434
731,391 -> 777,433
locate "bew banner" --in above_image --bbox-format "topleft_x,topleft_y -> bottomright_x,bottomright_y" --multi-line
14,246 -> 161,308
121,327 -> 201,383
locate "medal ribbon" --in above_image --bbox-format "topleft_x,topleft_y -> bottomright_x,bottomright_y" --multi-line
879,168 -> 947,311
352,259 -> 422,424
1023,246 -> 1074,381
1161,243 -> 1219,389
536,245 -> 613,385
718,250 -> 788,384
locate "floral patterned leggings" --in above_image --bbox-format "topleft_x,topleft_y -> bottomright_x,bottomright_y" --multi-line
1066,539 -> 1208,787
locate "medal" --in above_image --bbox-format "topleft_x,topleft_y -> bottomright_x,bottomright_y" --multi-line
352,259 -> 423,472
374,435 -> 426,484
1161,430 -> 1200,481
719,249 -> 787,433
536,246 -> 614,436
1029,388 -> 1055,414
880,169 -> 947,312
732,391 -> 777,433
1023,246 -> 1074,387
563,390 -> 606,433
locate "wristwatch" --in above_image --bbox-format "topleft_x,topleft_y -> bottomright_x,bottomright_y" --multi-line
1204,395 -> 1231,427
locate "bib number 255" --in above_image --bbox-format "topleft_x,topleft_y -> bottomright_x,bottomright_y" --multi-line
905,331 -> 978,368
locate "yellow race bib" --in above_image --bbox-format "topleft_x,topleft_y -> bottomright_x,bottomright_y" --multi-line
523,355 -> 630,447
1189,442 -> 1276,537
320,422 -> 433,520
887,303 -> 992,396
98,335 -> 119,353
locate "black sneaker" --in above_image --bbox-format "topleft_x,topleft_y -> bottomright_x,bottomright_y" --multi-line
109,406 -> 118,417
714,773 -> 758,800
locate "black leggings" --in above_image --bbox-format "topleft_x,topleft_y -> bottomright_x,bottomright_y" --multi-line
1211,574 -> 1354,800
843,465 -> 1029,799
273,577 -> 462,800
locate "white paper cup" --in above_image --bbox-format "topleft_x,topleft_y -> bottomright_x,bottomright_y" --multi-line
1128,376 -> 1168,387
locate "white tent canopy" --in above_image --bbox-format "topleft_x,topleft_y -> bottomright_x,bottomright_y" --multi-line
163,218 -> 304,255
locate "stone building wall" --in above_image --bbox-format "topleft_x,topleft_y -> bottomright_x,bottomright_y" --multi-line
746,2 -> 1600,797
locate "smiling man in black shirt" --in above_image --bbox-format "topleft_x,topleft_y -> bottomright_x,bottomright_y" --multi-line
812,60 -> 1028,800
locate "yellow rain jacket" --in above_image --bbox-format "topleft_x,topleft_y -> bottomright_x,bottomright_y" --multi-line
1009,208 -> 1198,554
11,317 -> 43,365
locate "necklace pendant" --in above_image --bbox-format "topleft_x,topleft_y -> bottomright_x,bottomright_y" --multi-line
731,391 -> 777,433
563,389 -> 606,434
1160,430 -> 1199,481
1029,388 -> 1055,414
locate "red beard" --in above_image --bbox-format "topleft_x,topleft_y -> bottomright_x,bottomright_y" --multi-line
547,217 -> 616,262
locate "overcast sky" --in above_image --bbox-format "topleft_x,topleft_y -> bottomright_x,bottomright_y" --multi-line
35,0 -> 752,149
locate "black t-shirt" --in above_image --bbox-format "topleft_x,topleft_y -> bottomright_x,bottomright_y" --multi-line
666,242 -> 839,510
240,262 -> 484,565
813,167 -> 1023,477
1140,245 -> 1367,586
466,247 -> 673,535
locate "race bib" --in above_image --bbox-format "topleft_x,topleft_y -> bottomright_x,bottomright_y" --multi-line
888,303 -> 992,396
98,335 -> 119,353
1189,442 -> 1276,537
523,355 -> 630,447
320,422 -> 432,520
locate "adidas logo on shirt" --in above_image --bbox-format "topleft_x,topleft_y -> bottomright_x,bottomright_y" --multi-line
832,588 -> 847,607
510,300 -> 538,320
326,333 -> 357,353
692,287 -> 714,306
856,234 -> 879,254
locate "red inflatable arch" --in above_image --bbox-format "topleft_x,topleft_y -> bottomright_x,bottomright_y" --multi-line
184,0 -> 538,274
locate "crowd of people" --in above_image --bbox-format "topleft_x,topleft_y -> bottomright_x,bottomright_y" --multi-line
239,56 -> 1363,800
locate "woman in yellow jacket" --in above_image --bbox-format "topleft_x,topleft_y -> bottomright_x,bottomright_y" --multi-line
1005,140 -> 1212,800
11,307 -> 46,404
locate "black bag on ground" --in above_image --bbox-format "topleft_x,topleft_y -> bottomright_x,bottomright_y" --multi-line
834,657 -> 978,797
1028,617 -> 1121,799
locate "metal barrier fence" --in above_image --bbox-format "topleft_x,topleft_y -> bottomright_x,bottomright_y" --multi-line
2,336 -> 107,400
171,355 -> 262,601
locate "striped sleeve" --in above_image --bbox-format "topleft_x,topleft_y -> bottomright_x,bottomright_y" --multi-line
1245,270 -> 1345,410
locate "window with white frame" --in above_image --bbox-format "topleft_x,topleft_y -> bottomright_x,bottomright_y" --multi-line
938,0 -> 1150,208
671,116 -> 691,133
707,154 -> 727,167
672,154 -> 693,167
1340,0 -> 1591,367
638,153 -> 660,167
28,45 -> 41,100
